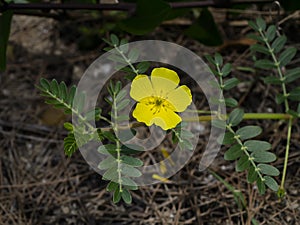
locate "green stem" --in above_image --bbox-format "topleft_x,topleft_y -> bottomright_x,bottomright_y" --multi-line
46,89 -> 97,132
259,29 -> 293,194
182,113 -> 292,122
259,29 -> 290,112
279,118 -> 292,194
216,63 -> 224,115
112,92 -> 123,193
114,45 -> 139,75
226,125 -> 264,181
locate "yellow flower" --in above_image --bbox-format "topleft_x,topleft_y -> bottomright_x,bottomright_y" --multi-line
130,67 -> 192,130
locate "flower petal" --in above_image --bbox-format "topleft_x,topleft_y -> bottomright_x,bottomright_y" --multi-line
151,68 -> 180,97
167,85 -> 192,112
130,75 -> 154,101
152,109 -> 182,130
132,102 -> 181,130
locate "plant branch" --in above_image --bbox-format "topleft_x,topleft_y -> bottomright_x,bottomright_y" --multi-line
279,118 -> 293,195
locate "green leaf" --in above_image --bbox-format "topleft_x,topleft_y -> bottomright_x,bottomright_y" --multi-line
287,109 -> 299,118
221,63 -> 232,77
236,154 -> 250,172
40,78 -> 50,90
113,188 -> 121,203
218,132 -> 235,145
121,155 -> 143,167
108,54 -> 126,64
244,140 -> 271,152
236,126 -> 262,140
98,156 -> 117,170
180,130 -> 194,139
64,122 -> 74,131
275,93 -> 286,104
250,44 -> 270,55
247,33 -> 264,43
68,85 -> 76,106
272,35 -> 287,53
263,76 -> 282,85
64,133 -> 78,157
0,11 -> 13,71
266,25 -> 276,42
258,164 -> 280,176
256,17 -> 266,30
136,61 -> 150,73
106,181 -> 118,192
121,144 -> 144,154
128,48 -> 139,62
115,89 -> 127,102
248,20 -> 259,31
121,164 -> 142,177
59,82 -> 68,101
228,108 -> 244,126
285,68 -> 300,83
119,0 -> 171,35
264,176 -> 279,191
224,144 -> 243,160
211,119 -> 226,129
50,79 -> 59,96
121,188 -> 132,204
119,39 -> 129,53
102,131 -> 116,142
254,59 -> 275,69
122,177 -> 138,187
205,54 -> 215,66
247,165 -> 258,183
110,34 -> 119,46
214,53 -> 223,67
279,47 -> 297,67
223,78 -> 239,90
98,144 -> 117,155
74,92 -> 85,113
178,139 -> 193,150
257,178 -> 266,195
103,166 -> 119,181
225,98 -> 238,107
251,151 -> 276,163
116,99 -> 130,111
288,87 -> 300,101
184,8 -> 223,46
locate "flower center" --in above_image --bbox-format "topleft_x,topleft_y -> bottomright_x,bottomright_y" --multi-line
143,96 -> 170,115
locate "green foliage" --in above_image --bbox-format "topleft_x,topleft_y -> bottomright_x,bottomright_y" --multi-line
248,17 -> 299,197
37,78 -> 103,156
185,8 -> 223,46
119,0 -> 171,35
206,53 -> 238,109
97,81 -> 143,204
207,52 -> 279,195
172,122 -> 194,151
103,34 -> 150,80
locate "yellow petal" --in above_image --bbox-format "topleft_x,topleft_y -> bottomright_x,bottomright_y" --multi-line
151,109 -> 181,130
167,85 -> 192,112
151,68 -> 180,97
132,102 -> 155,126
132,101 -> 181,130
130,75 -> 154,101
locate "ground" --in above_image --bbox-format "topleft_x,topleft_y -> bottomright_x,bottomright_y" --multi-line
0,6 -> 300,225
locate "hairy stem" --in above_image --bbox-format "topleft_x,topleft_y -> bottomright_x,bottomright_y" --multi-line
279,118 -> 292,194
112,92 -> 123,193
226,125 -> 264,181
